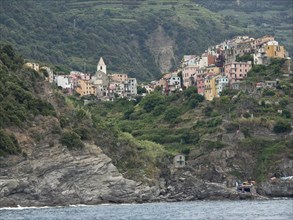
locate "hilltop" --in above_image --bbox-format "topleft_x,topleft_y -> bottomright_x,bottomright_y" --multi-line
0,0 -> 292,81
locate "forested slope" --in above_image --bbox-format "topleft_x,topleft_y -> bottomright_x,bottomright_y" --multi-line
1,0 -> 291,81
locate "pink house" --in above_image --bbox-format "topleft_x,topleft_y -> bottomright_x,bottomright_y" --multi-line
182,66 -> 198,88
196,72 -> 206,95
70,71 -> 91,88
224,61 -> 252,83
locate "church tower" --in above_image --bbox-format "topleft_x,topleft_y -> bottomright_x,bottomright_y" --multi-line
97,57 -> 106,74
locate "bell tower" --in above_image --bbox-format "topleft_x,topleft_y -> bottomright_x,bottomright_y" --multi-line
97,57 -> 106,74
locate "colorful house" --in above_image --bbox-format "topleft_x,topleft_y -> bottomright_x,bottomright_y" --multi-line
76,79 -> 96,96
204,74 -> 217,101
24,62 -> 39,71
205,65 -> 222,74
224,61 -> 252,83
196,72 -> 206,95
111,73 -> 128,82
265,41 -> 287,59
215,75 -> 229,96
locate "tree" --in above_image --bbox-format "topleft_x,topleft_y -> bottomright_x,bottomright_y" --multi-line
137,86 -> 147,94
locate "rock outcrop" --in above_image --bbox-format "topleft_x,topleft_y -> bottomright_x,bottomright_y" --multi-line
258,180 -> 293,197
0,143 -> 158,207
147,26 -> 176,73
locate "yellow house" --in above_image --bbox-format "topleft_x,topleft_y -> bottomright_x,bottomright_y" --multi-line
206,65 -> 221,74
111,73 -> 128,82
204,75 -> 217,101
76,79 -> 96,96
24,62 -> 39,71
265,41 -> 286,58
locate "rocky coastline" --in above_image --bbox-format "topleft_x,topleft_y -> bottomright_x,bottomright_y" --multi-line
0,143 -> 292,208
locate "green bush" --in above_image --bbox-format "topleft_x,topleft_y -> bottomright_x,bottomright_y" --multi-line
203,140 -> 225,149
203,106 -> 213,117
140,93 -> 165,113
73,127 -> 92,140
163,107 -> 181,123
123,106 -> 135,119
225,122 -> 239,132
152,104 -> 166,116
60,131 -> 84,149
281,109 -> 291,119
262,89 -> 275,97
183,86 -> 197,97
0,129 -> 21,156
273,120 -> 292,133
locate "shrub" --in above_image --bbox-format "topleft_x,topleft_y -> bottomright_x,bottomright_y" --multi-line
273,120 -> 292,133
60,131 -> 84,149
140,93 -> 165,113
225,122 -> 239,132
0,129 -> 21,156
243,112 -> 251,118
74,127 -> 92,140
163,107 -> 181,123
152,104 -> 166,116
203,106 -> 213,117
203,140 -> 225,149
123,107 -> 135,119
183,86 -> 197,97
281,109 -> 291,119
263,89 -> 275,97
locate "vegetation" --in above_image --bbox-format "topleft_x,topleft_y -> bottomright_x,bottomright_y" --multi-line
0,130 -> 21,156
60,131 -> 84,149
273,120 -> 292,133
1,1 -> 291,81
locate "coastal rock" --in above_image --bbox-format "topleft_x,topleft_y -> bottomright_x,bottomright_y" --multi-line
258,179 -> 293,197
0,143 -> 157,207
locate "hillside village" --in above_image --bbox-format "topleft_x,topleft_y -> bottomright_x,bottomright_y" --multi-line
149,35 -> 291,100
24,35 -> 291,102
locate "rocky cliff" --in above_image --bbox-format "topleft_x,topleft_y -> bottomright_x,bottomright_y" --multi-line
147,26 -> 176,73
0,142 -> 158,207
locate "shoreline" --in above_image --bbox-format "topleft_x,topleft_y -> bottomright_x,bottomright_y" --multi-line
1,195 -> 292,209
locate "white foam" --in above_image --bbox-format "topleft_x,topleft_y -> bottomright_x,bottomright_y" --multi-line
0,205 -> 51,210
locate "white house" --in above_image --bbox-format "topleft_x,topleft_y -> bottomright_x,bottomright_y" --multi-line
55,75 -> 73,89
215,75 -> 229,96
125,78 -> 137,96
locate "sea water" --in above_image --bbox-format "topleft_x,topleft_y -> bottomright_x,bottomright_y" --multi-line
0,199 -> 292,220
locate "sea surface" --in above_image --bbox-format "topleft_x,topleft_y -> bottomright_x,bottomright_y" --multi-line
0,199 -> 292,220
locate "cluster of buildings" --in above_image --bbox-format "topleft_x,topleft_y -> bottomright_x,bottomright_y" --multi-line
145,35 -> 290,101
25,58 -> 138,100
24,35 -> 290,102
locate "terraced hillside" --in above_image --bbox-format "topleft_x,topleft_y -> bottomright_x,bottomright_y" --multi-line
0,0 -> 292,81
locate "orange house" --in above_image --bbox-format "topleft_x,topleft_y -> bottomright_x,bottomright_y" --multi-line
76,79 -> 96,96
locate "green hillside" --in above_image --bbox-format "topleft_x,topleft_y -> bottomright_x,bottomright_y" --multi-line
1,0 -> 291,81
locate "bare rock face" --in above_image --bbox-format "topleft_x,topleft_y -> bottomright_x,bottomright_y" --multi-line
258,180 -> 293,197
146,26 -> 176,73
0,143 -> 158,207
158,169 -> 241,202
